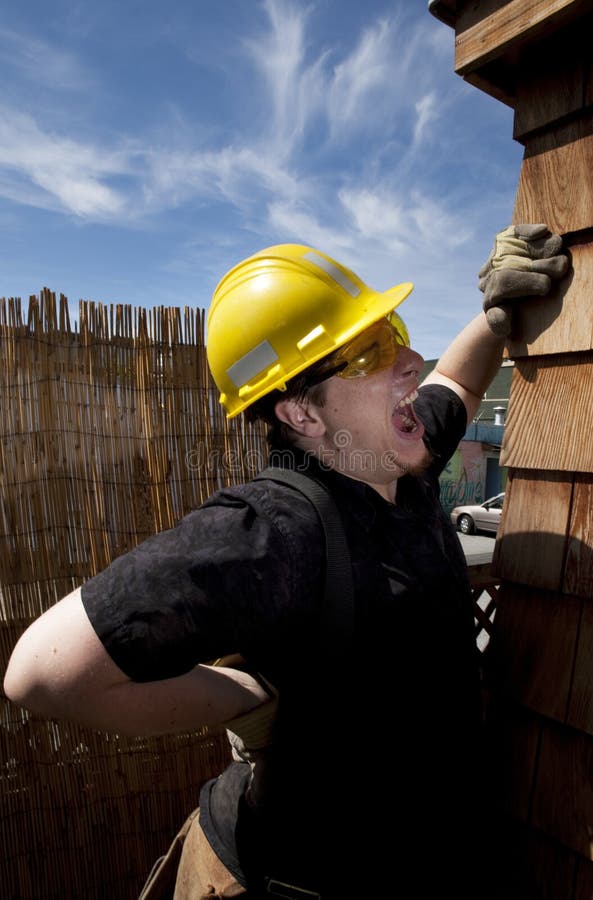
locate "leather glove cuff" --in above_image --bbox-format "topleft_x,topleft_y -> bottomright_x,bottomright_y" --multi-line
223,691 -> 279,754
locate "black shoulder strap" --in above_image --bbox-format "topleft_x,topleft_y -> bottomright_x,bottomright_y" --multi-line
254,466 -> 354,651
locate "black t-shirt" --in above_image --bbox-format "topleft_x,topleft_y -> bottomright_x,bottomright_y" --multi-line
81,384 -> 484,898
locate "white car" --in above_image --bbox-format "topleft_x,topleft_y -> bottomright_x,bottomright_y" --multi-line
450,493 -> 505,535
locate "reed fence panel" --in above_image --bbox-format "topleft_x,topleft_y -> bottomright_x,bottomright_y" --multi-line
0,289 -> 268,899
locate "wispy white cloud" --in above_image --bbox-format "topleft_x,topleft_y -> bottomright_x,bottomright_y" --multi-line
244,0 -> 327,157
0,106 -> 128,217
0,0 -> 521,361
242,2 -> 446,158
408,190 -> 471,249
266,199 -> 356,260
140,0 -> 482,295
0,3 -> 462,229
328,18 -> 394,135
338,187 -> 408,254
413,93 -> 439,146
0,26 -> 92,91
246,0 -> 307,128
144,143 -> 302,214
0,98 -> 307,223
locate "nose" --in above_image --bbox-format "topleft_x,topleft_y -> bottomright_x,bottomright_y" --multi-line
396,345 -> 424,379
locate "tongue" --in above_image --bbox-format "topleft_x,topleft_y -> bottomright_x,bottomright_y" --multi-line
394,402 -> 419,433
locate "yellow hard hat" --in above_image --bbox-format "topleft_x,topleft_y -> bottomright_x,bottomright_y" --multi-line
207,244 -> 414,417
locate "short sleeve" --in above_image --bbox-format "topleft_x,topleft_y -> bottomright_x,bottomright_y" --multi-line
81,483 -> 324,682
415,383 -> 468,476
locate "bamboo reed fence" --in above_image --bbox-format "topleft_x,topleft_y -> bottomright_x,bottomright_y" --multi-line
0,289 -> 269,899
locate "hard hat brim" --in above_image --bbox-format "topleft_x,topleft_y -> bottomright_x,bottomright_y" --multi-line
330,281 -> 414,349
381,281 -> 414,312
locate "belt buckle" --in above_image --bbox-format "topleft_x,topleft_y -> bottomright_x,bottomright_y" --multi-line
264,876 -> 321,899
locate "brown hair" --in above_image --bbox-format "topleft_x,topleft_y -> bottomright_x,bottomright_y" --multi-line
245,362 -> 330,451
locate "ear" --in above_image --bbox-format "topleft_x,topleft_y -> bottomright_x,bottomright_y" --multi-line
274,397 -> 326,439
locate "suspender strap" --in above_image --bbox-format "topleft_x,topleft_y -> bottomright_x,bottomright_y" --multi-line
254,466 -> 354,651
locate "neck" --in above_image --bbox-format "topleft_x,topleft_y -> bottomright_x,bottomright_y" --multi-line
372,479 -> 398,503
302,441 -> 400,503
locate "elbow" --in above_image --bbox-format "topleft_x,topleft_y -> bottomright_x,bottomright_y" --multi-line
3,657 -> 20,703
3,588 -> 103,721
3,670 -> 32,712
3,661 -> 20,706
3,611 -> 80,720
4,631 -> 48,715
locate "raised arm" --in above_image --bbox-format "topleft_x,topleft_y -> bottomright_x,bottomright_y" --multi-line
3,587 -> 269,736
422,313 -> 504,422
424,224 -> 569,422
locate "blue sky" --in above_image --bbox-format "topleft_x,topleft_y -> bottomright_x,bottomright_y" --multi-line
0,0 -> 524,360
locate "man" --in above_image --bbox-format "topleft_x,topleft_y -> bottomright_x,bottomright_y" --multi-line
4,227 -> 568,899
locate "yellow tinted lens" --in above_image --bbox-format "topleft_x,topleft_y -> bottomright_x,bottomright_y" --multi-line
335,319 -> 399,378
388,310 -> 410,348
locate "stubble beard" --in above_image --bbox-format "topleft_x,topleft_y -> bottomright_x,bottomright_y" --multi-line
388,444 -> 433,478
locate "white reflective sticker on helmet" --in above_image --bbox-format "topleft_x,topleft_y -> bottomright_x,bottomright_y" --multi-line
303,251 -> 361,297
227,340 -> 278,388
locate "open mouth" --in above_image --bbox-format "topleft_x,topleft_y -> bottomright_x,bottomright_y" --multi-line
393,389 -> 421,434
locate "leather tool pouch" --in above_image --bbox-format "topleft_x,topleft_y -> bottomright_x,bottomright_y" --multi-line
137,809 -> 199,900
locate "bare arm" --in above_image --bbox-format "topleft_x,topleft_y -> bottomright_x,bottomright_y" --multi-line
3,587 -> 270,736
422,312 -> 505,422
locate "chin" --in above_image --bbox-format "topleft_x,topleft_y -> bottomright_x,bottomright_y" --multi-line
391,445 -> 433,478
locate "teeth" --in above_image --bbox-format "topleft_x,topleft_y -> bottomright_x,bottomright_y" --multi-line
398,389 -> 418,409
400,415 -> 417,432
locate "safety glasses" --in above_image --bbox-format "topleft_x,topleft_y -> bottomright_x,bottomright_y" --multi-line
308,312 -> 410,385
333,312 -> 410,378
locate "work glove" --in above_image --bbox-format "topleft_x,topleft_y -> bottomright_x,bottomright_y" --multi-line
479,224 -> 569,336
212,653 -> 278,758
224,687 -> 279,761
223,680 -> 278,809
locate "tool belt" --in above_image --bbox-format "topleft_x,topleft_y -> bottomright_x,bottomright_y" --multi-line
137,808 -> 199,899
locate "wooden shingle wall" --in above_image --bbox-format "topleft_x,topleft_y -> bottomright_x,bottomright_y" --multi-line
432,1 -> 593,896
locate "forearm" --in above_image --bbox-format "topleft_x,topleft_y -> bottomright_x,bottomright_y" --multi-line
53,664 -> 271,736
423,312 -> 505,419
4,589 -> 270,736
